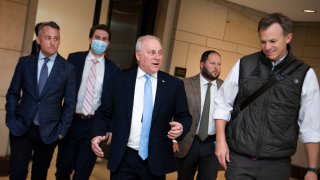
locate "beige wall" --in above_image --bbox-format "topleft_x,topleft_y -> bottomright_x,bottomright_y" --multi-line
35,0 -> 96,58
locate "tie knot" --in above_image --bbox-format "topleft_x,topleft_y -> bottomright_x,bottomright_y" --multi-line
207,82 -> 212,88
144,74 -> 151,80
44,57 -> 50,64
93,59 -> 99,64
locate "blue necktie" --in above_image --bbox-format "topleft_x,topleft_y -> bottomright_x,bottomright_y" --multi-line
34,57 -> 50,125
138,74 -> 153,160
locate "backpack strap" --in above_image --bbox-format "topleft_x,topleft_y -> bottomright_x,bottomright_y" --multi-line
232,59 -> 304,119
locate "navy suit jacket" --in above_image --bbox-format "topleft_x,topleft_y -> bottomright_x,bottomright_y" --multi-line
66,51 -> 121,105
93,68 -> 192,176
5,53 -> 77,144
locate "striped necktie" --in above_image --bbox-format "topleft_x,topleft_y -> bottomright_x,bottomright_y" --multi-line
82,59 -> 98,116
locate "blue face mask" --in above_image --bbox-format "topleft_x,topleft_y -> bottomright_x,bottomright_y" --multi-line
91,40 -> 108,55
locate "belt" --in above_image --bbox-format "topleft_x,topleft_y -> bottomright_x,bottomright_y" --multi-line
195,134 -> 216,141
74,113 -> 94,120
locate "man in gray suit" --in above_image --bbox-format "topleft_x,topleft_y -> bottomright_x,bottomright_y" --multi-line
175,50 -> 223,180
5,21 -> 76,180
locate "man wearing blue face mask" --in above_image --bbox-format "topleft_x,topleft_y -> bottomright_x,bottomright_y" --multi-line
55,24 -> 121,180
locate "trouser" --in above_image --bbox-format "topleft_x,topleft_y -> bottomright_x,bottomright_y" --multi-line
56,115 -> 97,180
176,135 -> 220,180
226,150 -> 291,180
9,124 -> 57,180
110,147 -> 165,180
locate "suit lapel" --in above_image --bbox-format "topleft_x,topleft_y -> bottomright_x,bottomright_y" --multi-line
76,53 -> 86,90
192,74 -> 201,121
152,72 -> 166,123
126,69 -> 137,123
40,55 -> 64,97
102,58 -> 112,92
30,54 -> 39,97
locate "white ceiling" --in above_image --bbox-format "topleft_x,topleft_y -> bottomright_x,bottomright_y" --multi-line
226,0 -> 320,22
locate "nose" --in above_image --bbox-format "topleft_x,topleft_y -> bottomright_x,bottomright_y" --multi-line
265,42 -> 271,50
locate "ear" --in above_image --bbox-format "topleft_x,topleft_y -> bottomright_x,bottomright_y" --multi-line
36,36 -> 40,44
135,51 -> 140,61
200,61 -> 204,70
285,33 -> 293,44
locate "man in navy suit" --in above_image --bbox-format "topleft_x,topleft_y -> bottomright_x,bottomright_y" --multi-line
5,21 -> 77,180
91,35 -> 192,179
55,24 -> 121,180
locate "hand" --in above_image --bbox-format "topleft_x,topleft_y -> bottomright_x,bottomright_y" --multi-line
91,133 -> 112,157
105,132 -> 112,145
304,171 -> 318,180
168,121 -> 183,139
172,140 -> 180,152
215,138 -> 230,170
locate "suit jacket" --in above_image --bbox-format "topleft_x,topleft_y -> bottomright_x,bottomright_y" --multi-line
175,74 -> 223,158
5,53 -> 77,144
93,68 -> 192,176
66,51 -> 121,104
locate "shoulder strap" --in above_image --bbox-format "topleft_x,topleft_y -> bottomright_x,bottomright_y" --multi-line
239,59 -> 304,111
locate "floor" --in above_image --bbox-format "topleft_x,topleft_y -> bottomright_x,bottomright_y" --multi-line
0,148 -> 297,180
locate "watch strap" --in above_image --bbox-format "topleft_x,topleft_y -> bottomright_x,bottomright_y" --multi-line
308,167 -> 319,174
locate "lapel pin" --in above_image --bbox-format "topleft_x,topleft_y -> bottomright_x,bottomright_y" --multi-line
162,79 -> 165,83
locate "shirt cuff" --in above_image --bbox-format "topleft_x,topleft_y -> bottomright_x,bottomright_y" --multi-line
213,108 -> 231,122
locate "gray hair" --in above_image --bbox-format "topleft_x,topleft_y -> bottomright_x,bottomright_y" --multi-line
135,35 -> 161,52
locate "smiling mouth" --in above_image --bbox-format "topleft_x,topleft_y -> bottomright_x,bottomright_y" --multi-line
152,63 -> 159,66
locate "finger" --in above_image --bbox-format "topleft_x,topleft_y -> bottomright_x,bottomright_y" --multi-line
107,134 -> 112,145
226,151 -> 230,163
220,156 -> 227,170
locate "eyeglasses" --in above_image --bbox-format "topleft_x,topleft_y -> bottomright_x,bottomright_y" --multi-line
40,36 -> 60,42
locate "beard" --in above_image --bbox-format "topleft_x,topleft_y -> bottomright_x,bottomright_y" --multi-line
201,67 -> 219,81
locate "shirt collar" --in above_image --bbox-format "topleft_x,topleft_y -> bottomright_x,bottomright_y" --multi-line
87,51 -> 105,63
39,51 -> 57,62
137,67 -> 158,80
272,50 -> 288,67
200,73 -> 217,86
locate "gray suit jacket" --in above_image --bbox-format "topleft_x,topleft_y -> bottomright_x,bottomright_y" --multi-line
175,74 -> 223,158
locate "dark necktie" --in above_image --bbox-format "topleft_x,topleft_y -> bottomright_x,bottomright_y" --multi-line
138,74 -> 153,160
38,57 -> 50,94
198,82 -> 212,141
34,57 -> 50,125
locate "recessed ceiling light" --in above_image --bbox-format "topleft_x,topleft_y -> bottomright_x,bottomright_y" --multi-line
303,9 -> 317,13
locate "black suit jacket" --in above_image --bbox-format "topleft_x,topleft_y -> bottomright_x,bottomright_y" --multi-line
66,51 -> 121,103
5,53 -> 77,144
93,68 -> 192,176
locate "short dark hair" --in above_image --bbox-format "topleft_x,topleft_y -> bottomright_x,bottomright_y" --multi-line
38,21 -> 60,34
200,50 -> 221,63
34,22 -> 43,36
258,13 -> 293,36
89,24 -> 111,40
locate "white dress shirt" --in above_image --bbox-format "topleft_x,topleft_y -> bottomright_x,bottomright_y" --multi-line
127,68 -> 157,150
76,52 -> 105,115
196,74 -> 218,135
213,59 -> 320,143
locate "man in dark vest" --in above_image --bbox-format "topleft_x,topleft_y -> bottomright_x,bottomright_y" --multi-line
214,13 -> 320,180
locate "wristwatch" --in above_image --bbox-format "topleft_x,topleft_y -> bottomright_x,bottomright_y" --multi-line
307,167 -> 319,174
